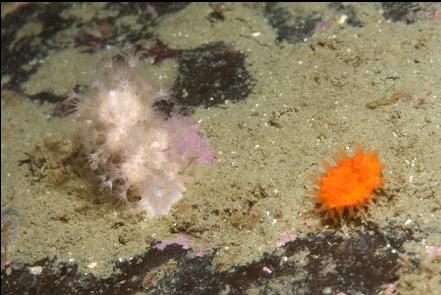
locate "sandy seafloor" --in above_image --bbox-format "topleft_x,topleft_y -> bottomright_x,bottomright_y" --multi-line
1,3 -> 441,295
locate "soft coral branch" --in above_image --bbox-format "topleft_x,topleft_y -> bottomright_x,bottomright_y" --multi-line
70,51 -> 214,216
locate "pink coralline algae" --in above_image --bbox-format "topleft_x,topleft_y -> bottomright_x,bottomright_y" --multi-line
153,235 -> 190,251
434,9 -> 441,20
385,283 -> 396,295
68,50 -> 214,216
164,116 -> 215,165
195,249 -> 208,257
315,19 -> 331,31
262,266 -> 273,274
276,232 -> 297,248
426,245 -> 441,260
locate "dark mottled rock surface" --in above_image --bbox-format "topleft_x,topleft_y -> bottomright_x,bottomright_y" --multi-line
382,2 -> 422,24
171,42 -> 253,108
265,3 -> 321,44
1,224 -> 415,295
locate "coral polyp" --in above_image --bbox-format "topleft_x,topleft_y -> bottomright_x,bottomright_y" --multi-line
69,50 -> 214,216
313,147 -> 384,220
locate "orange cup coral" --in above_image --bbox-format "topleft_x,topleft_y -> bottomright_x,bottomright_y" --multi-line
314,147 -> 384,220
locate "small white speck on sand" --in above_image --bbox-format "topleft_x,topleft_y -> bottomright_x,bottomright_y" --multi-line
28,266 -> 43,275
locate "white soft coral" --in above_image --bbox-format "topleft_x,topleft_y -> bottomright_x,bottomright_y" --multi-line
71,51 -> 214,216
